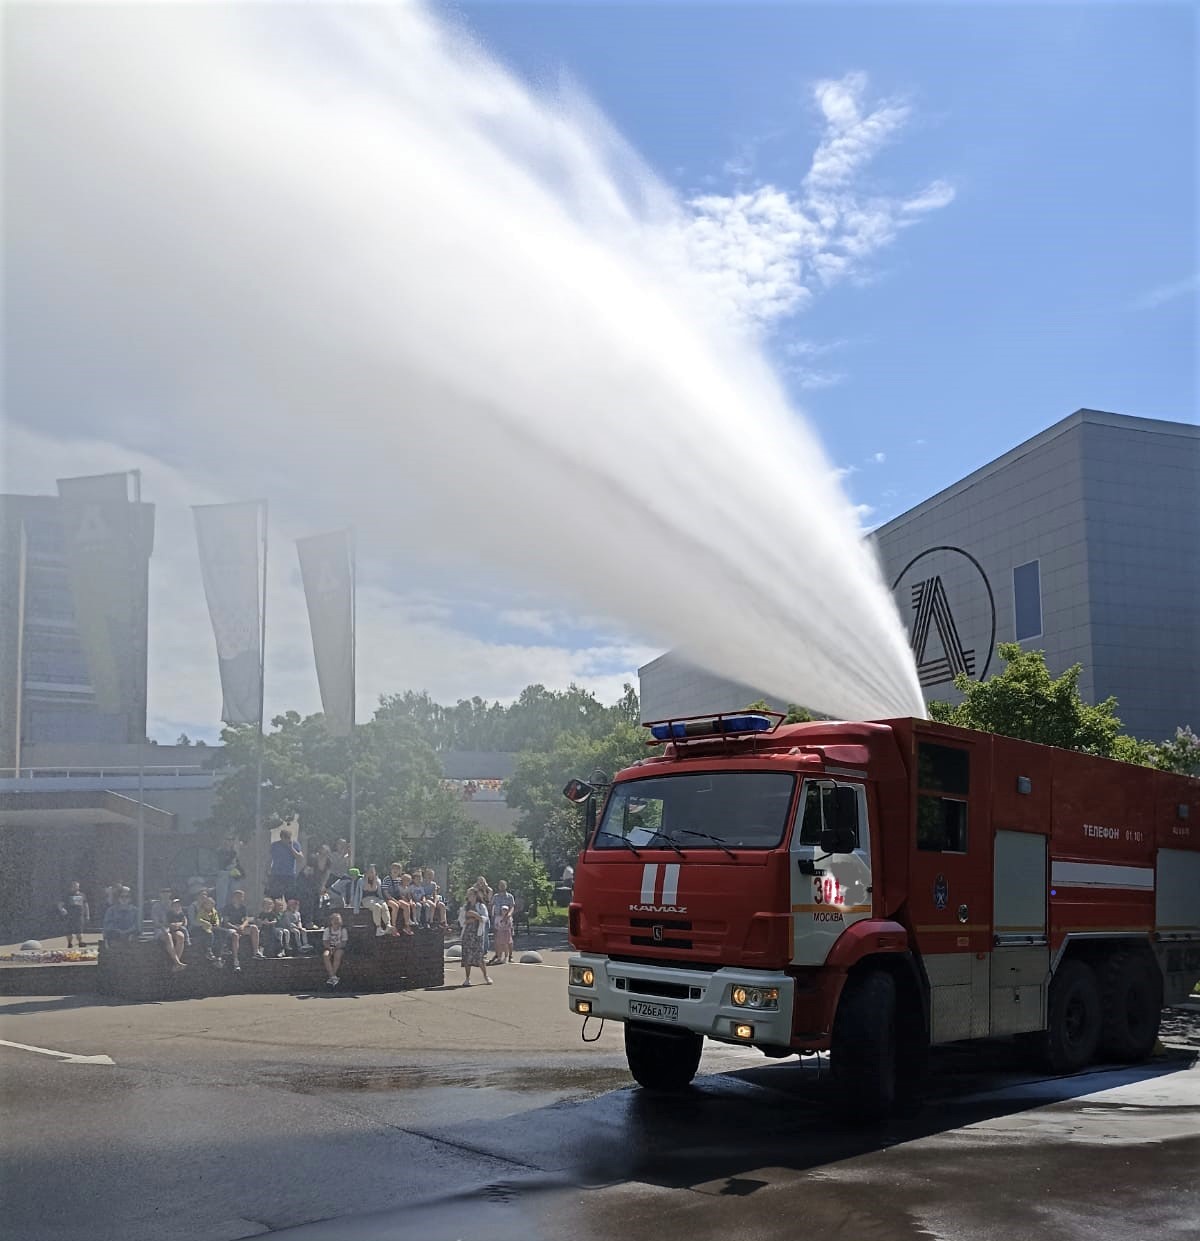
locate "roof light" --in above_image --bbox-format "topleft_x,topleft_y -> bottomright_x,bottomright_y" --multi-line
647,713 -> 777,742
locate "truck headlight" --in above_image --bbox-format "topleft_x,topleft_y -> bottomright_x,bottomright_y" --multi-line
570,965 -> 595,987
731,985 -> 779,1010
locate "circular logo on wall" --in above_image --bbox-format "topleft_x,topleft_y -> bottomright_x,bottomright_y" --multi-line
890,546 -> 996,691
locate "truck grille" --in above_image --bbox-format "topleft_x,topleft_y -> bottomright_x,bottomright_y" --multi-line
628,916 -> 693,950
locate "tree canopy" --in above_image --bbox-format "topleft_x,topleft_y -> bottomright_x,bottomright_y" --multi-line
929,644 -> 1197,773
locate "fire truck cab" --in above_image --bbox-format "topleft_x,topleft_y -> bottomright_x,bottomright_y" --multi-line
565,713 -> 1200,1120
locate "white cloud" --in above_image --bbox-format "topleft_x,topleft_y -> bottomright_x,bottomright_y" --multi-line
870,451 -> 886,464
791,367 -> 846,391
677,72 -> 954,330
1129,273 -> 1198,311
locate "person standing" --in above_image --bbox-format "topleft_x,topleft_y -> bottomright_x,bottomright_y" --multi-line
214,836 -> 244,911
489,881 -> 516,965
297,858 -> 323,929
267,827 -> 304,901
60,881 -> 90,949
459,889 -> 492,987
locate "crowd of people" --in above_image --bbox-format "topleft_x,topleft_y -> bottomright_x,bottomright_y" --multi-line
90,831 -> 523,993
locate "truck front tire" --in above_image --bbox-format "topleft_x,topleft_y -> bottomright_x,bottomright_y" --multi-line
1042,958 -> 1102,1073
624,1022 -> 703,1093
1099,949 -> 1162,1062
831,969 -> 897,1123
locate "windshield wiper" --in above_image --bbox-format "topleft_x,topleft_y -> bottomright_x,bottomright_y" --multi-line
673,828 -> 737,860
640,828 -> 685,857
594,830 -> 642,857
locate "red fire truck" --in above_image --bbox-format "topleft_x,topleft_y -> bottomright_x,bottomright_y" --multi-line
565,712 -> 1200,1119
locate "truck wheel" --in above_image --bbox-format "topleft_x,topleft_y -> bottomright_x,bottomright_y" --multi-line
1043,958 -> 1102,1073
1099,949 -> 1162,1062
624,1022 -> 703,1093
831,969 -> 897,1123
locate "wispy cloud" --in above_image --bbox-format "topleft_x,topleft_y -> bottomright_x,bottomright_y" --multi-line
1130,273 -> 1198,311
679,72 -> 954,331
869,451 -> 886,464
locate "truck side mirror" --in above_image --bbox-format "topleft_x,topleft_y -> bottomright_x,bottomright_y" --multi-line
563,779 -> 595,804
819,786 -> 859,854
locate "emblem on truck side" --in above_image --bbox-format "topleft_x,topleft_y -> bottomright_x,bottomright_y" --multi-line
933,873 -> 949,910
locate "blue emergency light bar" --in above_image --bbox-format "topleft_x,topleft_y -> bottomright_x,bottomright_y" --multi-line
646,712 -> 782,742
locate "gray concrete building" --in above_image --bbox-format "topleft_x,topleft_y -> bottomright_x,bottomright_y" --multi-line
640,410 -> 1199,741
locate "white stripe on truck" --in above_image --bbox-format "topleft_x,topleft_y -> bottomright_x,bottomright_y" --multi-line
1051,860 -> 1154,890
661,863 -> 680,905
640,863 -> 658,904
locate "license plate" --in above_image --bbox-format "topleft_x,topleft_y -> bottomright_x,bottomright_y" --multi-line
629,999 -> 678,1022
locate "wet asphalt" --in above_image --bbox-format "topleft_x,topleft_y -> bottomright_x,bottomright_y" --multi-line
1,964 -> 1197,1241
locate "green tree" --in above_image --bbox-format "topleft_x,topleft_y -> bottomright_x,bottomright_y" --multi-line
928,644 -> 1126,755
1150,726 -> 1200,776
206,708 -> 472,868
743,700 -> 815,723
448,828 -> 551,911
505,719 -> 653,876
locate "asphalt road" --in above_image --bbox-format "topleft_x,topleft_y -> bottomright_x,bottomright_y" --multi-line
1,951 -> 1198,1241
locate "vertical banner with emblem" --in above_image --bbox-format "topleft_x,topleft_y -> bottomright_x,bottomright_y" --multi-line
296,529 -> 354,737
193,501 -> 264,725
55,472 -> 149,714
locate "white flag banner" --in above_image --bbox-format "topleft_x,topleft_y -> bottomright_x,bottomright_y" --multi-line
297,529 -> 354,737
194,501 -> 262,725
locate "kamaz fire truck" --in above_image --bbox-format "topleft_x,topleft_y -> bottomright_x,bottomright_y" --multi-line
564,712 -> 1200,1119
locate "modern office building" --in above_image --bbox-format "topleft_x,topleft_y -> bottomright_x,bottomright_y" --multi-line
640,410 -> 1199,741
0,480 -> 154,765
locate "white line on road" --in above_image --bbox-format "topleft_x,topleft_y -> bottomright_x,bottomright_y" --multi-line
0,1038 -> 114,1065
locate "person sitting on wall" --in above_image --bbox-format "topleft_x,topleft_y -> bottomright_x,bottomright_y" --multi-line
220,890 -> 261,971
382,863 -> 415,934
360,864 -> 395,937
158,897 -> 189,972
190,892 -> 223,962
278,898 -> 311,954
322,912 -> 348,989
422,869 -> 451,932
326,868 -> 363,912
256,894 -> 284,958
102,888 -> 139,945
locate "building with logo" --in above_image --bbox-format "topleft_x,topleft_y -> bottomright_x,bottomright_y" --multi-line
639,410 -> 1199,742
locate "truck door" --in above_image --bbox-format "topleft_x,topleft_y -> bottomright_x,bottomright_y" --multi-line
789,780 -> 873,967
908,736 -> 992,1042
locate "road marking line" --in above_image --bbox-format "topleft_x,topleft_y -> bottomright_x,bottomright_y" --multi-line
0,1038 -> 114,1065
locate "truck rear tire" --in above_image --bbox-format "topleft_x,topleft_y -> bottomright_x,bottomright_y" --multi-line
1043,958 -> 1102,1073
624,1022 -> 703,1093
831,969 -> 897,1123
1099,949 -> 1162,1062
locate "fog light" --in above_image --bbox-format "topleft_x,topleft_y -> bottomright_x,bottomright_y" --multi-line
574,999 -> 592,1015
570,965 -> 595,987
734,1023 -> 754,1040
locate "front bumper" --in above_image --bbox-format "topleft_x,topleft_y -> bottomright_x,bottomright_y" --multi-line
567,952 -> 795,1045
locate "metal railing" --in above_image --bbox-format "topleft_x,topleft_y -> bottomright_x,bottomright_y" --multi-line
0,765 -> 213,779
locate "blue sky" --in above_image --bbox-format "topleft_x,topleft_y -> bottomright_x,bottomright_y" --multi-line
5,2 -> 1195,739
458,1 -> 1197,522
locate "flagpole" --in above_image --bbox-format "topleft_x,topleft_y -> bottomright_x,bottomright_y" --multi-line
13,520 -> 27,775
348,528 -> 357,869
133,469 -> 146,925
254,499 -> 268,899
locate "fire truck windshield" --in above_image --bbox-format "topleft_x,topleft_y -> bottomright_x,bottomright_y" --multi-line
593,771 -> 796,851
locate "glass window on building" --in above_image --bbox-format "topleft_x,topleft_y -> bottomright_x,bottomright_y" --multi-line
1013,560 -> 1042,641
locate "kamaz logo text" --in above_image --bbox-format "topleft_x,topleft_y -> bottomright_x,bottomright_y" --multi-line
628,863 -> 685,915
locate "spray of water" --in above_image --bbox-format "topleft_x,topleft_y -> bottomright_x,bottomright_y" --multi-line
6,3 -> 925,720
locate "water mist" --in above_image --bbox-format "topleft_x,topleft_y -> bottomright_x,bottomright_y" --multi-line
6,2 -> 926,720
